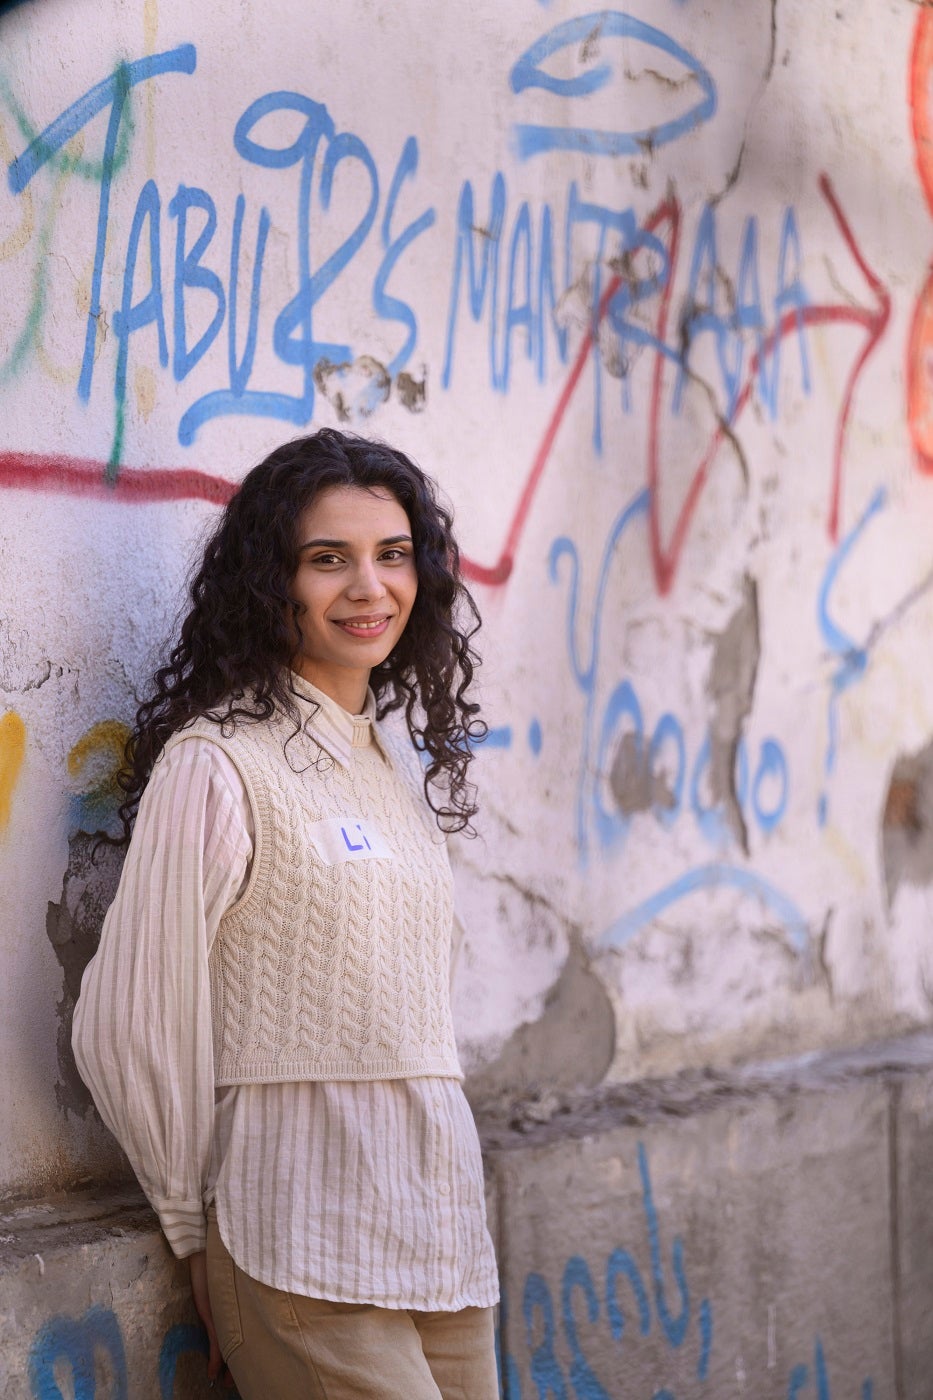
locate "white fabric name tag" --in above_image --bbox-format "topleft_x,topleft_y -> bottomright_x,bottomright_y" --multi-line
307,816 -> 393,864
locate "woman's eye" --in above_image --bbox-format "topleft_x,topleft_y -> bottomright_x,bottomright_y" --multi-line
312,553 -> 342,566
381,548 -> 409,562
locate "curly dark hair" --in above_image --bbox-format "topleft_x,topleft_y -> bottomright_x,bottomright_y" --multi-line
115,429 -> 486,840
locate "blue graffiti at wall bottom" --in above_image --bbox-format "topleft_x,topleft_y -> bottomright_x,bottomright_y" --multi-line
28,1308 -> 209,1400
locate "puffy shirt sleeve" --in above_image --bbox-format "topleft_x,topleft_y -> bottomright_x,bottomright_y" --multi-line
72,738 -> 252,1258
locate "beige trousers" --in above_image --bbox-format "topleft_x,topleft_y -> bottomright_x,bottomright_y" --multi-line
206,1211 -> 500,1400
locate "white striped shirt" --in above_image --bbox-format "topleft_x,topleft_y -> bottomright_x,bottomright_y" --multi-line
73,698 -> 499,1310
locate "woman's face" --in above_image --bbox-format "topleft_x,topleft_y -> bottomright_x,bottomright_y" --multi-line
290,484 -> 418,711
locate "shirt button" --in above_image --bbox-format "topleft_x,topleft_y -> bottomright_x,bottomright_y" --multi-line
438,1183 -> 451,1196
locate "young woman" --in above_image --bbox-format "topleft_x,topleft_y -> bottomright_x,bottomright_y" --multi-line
72,429 -> 500,1399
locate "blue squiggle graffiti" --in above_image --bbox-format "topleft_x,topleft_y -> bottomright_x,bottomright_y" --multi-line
158,1323 -> 209,1398
503,1148 -> 873,1399
787,1337 -> 874,1400
28,1309 -> 211,1400
549,487 -> 650,863
509,13 -> 717,160
29,1306 -> 128,1400
510,1141 -> 713,1398
551,497 -> 790,862
598,862 -> 809,952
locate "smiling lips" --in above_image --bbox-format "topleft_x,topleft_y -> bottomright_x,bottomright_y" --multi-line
332,614 -> 393,637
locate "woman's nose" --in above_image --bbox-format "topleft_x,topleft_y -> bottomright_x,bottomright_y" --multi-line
347,559 -> 386,599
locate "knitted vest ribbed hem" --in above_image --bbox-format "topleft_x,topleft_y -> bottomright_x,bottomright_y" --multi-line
215,1053 -> 463,1086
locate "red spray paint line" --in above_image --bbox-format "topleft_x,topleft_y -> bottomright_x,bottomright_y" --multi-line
0,451 -> 235,505
646,175 -> 889,595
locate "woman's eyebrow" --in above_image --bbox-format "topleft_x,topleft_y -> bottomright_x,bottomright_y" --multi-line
299,533 -> 413,550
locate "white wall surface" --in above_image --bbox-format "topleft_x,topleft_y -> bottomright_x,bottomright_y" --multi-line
2,0 -> 932,1193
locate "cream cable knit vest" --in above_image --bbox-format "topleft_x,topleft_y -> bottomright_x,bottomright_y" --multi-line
163,709 -> 461,1085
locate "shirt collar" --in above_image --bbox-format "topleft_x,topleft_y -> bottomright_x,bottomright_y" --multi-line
288,671 -> 389,768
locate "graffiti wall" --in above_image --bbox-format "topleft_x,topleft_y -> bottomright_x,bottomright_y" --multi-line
2,0 -> 933,1196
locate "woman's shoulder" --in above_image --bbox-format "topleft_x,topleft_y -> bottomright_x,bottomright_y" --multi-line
163,714 -> 232,757
160,708 -> 298,813
135,727 -> 251,834
154,722 -> 246,782
165,702 -> 281,752
159,714 -> 264,788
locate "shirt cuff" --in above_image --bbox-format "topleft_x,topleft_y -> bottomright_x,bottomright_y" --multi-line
153,1198 -> 208,1258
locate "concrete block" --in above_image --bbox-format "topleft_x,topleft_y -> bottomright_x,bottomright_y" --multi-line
490,1081 -> 894,1399
0,1189 -> 212,1400
894,1068 -> 933,1397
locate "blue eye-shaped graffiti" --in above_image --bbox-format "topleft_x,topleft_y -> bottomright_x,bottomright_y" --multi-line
509,11 -> 717,161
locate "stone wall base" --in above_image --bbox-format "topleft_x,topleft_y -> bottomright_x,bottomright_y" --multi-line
4,1034 -> 933,1398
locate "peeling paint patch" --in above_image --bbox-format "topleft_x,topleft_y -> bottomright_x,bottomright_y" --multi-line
579,18 -> 604,65
882,739 -> 933,906
313,355 -> 391,422
466,932 -> 615,1105
314,358 -> 425,417
46,834 -> 124,1116
396,368 -> 427,412
0,709 -> 26,831
622,63 -> 699,93
706,575 -> 760,850
609,729 -> 676,816
0,619 -> 67,692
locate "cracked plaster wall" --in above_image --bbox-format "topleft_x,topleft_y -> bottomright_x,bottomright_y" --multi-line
2,0 -> 933,1195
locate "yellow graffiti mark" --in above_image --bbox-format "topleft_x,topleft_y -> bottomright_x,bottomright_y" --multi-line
823,823 -> 868,890
35,147 -> 95,386
0,116 -> 34,260
36,264 -> 98,384
144,0 -> 159,178
0,711 -> 27,832
36,331 -> 86,387
134,363 -> 157,421
68,720 -> 131,798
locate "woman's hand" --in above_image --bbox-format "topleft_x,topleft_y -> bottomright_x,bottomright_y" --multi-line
189,1248 -> 226,1383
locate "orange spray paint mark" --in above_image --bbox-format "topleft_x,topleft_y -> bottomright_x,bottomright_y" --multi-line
907,11 -> 933,470
911,12 -> 933,216
907,269 -> 933,472
0,710 -> 26,831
